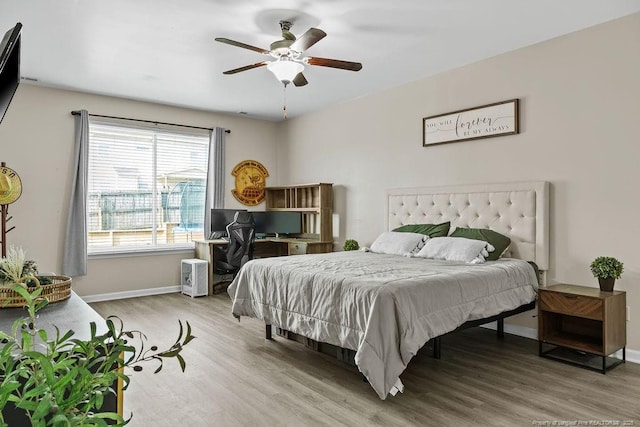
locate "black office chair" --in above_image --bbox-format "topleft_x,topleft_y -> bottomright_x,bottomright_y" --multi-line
213,211 -> 256,280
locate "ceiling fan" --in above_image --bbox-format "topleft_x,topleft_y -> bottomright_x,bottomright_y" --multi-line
215,20 -> 363,87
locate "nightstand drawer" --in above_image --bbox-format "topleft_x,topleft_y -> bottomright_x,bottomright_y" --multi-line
288,242 -> 307,255
540,291 -> 603,320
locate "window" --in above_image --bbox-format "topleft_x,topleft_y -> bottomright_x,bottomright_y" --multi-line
87,121 -> 209,253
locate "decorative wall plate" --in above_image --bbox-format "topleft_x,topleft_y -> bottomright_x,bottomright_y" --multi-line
0,165 -> 22,205
231,160 -> 269,206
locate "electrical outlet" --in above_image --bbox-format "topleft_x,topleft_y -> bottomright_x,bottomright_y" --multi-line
627,306 -> 630,322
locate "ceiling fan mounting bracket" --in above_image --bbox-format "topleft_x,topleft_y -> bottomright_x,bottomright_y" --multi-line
279,20 -> 293,32
278,20 -> 296,42
269,19 -> 299,54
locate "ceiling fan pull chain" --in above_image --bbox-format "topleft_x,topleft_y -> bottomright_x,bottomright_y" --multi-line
283,84 -> 288,120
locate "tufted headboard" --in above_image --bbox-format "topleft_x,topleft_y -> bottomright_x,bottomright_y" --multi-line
386,181 -> 549,273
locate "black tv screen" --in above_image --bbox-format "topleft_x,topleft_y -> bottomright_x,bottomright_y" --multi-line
0,22 -> 22,125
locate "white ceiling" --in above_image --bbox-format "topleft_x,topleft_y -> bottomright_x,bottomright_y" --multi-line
2,1 -> 639,121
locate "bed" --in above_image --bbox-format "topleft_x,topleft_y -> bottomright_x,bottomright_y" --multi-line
227,181 -> 549,399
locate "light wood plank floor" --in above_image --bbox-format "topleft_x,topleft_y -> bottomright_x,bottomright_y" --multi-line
91,293 -> 640,427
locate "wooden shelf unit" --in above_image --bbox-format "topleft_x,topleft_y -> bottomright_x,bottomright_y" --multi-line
265,183 -> 333,243
538,284 -> 626,373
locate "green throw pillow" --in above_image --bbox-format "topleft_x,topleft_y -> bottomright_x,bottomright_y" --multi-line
393,222 -> 450,238
449,227 -> 511,261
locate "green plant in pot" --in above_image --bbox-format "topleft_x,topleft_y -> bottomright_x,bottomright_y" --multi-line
590,256 -> 624,292
343,239 -> 359,251
0,279 -> 195,425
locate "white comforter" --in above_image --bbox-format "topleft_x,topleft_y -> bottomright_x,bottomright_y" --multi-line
227,251 -> 538,399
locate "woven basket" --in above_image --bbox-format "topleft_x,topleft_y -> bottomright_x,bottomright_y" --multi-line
0,275 -> 72,308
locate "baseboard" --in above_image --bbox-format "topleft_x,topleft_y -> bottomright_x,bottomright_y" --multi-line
481,322 -> 640,364
80,285 -> 181,303
625,348 -> 640,364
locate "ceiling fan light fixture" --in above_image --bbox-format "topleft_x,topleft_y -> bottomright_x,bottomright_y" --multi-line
267,60 -> 304,85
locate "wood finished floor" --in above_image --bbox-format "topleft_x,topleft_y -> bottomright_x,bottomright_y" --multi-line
91,293 -> 640,427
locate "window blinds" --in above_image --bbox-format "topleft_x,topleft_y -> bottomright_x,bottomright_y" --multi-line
87,121 -> 209,252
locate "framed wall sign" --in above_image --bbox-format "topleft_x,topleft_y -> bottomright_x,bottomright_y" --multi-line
423,99 -> 519,147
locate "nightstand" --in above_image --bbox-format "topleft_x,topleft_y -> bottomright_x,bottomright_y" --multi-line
538,284 -> 626,373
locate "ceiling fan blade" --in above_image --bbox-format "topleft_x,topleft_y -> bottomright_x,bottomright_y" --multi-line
222,61 -> 269,75
215,37 -> 270,54
290,28 -> 327,52
293,73 -> 308,87
306,57 -> 363,72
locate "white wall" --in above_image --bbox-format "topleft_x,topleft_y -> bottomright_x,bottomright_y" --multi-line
278,14 -> 640,350
0,85 -> 279,297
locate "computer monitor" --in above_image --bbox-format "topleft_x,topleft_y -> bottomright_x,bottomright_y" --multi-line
252,211 -> 302,238
209,208 -> 247,239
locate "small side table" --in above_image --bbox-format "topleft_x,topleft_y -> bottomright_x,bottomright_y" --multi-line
538,284 -> 626,374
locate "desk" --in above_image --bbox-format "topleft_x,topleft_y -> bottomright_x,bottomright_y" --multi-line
195,238 -> 333,295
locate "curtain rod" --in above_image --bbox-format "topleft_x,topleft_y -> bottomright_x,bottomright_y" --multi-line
70,111 -> 230,133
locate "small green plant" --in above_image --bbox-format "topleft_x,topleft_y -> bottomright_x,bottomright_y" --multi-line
0,284 -> 195,426
343,239 -> 360,251
590,256 -> 624,279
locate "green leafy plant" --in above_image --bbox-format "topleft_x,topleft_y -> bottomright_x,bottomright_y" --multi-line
590,256 -> 624,279
343,239 -> 360,251
0,284 -> 195,426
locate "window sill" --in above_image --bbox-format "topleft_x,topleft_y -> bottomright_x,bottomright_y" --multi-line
88,245 -> 195,259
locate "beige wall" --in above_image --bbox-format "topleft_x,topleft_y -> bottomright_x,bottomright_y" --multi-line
278,14 -> 640,350
0,85 -> 279,297
0,14 -> 637,351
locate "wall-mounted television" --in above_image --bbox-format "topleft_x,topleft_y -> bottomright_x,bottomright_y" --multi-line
252,211 -> 302,238
0,22 -> 22,125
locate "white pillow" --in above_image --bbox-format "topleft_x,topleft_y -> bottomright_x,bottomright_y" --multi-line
369,231 -> 428,257
415,237 -> 495,264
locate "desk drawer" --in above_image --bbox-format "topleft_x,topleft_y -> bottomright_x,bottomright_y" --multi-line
253,241 -> 284,257
540,291 -> 603,320
288,242 -> 307,255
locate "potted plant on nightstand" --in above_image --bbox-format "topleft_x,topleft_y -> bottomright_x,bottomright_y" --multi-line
590,256 -> 624,292
343,239 -> 359,251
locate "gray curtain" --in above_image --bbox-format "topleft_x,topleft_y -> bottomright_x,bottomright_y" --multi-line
62,110 -> 89,276
203,127 -> 226,238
